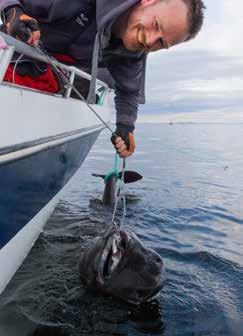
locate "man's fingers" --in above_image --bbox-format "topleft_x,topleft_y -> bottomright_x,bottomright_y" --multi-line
128,132 -> 135,153
115,136 -> 122,144
32,30 -> 40,44
117,143 -> 127,153
115,140 -> 125,148
111,125 -> 135,158
114,134 -> 135,157
115,138 -> 125,148
27,30 -> 40,45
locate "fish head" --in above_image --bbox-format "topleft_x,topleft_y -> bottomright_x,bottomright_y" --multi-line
79,227 -> 165,305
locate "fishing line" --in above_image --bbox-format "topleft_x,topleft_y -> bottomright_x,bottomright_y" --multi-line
11,53 -> 24,84
111,157 -> 127,231
33,44 -> 127,231
33,44 -> 116,137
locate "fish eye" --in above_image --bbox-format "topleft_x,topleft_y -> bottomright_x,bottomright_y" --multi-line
137,289 -> 151,298
120,231 -> 128,249
121,237 -> 127,249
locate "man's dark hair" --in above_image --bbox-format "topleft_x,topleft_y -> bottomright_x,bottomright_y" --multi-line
182,0 -> 206,41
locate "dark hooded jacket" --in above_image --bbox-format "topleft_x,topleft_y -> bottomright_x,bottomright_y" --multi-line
0,0 -> 147,128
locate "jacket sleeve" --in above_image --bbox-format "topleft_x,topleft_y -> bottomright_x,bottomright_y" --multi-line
108,55 -> 145,129
0,0 -> 93,23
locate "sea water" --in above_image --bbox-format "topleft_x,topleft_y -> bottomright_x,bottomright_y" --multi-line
0,123 -> 242,336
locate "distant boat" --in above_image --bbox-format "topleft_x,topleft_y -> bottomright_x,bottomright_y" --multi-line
169,121 -> 174,125
0,33 -> 111,294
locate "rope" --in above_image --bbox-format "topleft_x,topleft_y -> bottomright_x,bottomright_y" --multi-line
12,53 -> 24,84
33,44 -> 116,137
104,153 -> 119,183
111,158 -> 126,231
114,153 -> 118,176
32,45 -> 126,231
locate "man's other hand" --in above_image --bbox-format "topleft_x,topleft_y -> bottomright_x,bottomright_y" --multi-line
4,6 -> 40,45
111,124 -> 135,158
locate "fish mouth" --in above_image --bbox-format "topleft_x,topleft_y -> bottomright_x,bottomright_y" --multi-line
99,230 -> 128,282
126,272 -> 166,305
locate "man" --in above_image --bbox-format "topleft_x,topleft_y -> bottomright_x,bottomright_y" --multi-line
0,0 -> 205,157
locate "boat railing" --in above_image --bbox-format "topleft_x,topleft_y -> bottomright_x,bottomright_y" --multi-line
0,32 -> 109,104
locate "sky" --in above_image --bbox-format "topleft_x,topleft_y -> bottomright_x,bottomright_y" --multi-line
139,0 -> 243,123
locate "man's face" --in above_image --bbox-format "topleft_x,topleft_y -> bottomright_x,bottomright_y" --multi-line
120,0 -> 189,52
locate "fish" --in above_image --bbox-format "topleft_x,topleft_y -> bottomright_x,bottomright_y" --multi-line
92,171 -> 143,206
79,226 -> 165,305
102,173 -> 117,205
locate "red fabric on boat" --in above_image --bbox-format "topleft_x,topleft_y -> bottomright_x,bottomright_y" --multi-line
52,53 -> 75,64
3,53 -> 77,93
4,64 -> 60,93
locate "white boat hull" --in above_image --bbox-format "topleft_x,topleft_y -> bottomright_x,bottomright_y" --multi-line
0,44 -> 112,294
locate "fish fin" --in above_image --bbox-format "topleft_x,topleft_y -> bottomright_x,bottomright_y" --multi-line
118,171 -> 143,184
92,173 -> 106,179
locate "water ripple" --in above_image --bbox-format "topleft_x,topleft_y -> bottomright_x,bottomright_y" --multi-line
1,123 -> 243,336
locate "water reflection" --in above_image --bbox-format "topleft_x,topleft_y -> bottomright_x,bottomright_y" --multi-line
1,124 -> 243,335
129,299 -> 165,335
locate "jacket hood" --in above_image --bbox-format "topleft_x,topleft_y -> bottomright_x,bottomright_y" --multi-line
87,0 -> 140,103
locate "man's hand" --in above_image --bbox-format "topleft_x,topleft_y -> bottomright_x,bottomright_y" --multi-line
4,6 -> 40,45
111,124 -> 135,158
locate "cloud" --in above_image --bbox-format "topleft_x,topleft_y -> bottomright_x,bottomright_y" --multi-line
146,51 -> 243,104
179,0 -> 243,57
143,0 -> 243,122
138,107 -> 243,124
